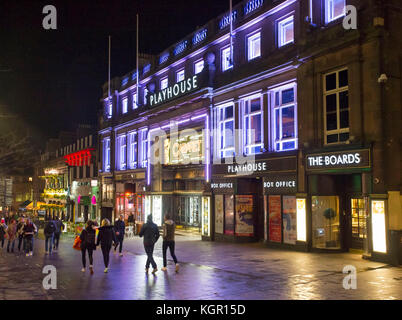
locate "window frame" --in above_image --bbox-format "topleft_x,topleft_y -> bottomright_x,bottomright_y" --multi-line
103,138 -> 111,172
128,131 -> 138,169
324,0 -> 346,24
323,68 -> 350,145
160,76 -> 169,90
277,15 -> 295,48
217,102 -> 235,158
118,134 -> 127,170
122,97 -> 128,114
139,129 -> 148,168
143,87 -> 148,106
221,45 -> 233,72
241,93 -> 264,155
247,30 -> 261,61
194,59 -> 204,74
132,92 -> 138,110
176,69 -> 185,83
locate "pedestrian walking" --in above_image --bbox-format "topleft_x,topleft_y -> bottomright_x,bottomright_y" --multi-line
16,218 -> 25,252
114,214 -> 125,257
53,217 -> 65,252
0,218 -> 7,249
79,220 -> 97,274
23,218 -> 35,256
44,219 -> 56,255
161,214 -> 179,272
139,214 -> 160,274
6,219 -> 17,253
96,218 -> 117,273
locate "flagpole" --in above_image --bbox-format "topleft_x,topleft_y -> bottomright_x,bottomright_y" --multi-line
229,0 -> 233,65
108,35 -> 111,116
136,14 -> 139,108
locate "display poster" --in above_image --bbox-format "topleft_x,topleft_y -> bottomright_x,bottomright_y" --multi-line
264,195 -> 268,241
224,195 -> 235,235
215,195 -> 224,234
371,200 -> 387,253
152,195 -> 162,226
202,197 -> 210,236
235,195 -> 254,236
269,195 -> 282,243
282,196 -> 297,244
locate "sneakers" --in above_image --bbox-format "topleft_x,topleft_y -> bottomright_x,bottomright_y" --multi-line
119,253 -> 123,257
175,264 -> 180,272
161,267 -> 167,271
29,252 -> 33,256
26,253 -> 30,257
89,266 -> 94,275
104,268 -> 108,273
152,268 -> 158,274
145,268 -> 149,274
81,268 -> 85,272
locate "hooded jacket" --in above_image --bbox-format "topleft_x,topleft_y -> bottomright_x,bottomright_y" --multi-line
114,219 -> 125,238
139,218 -> 160,246
163,219 -> 175,242
96,225 -> 117,247
80,226 -> 97,250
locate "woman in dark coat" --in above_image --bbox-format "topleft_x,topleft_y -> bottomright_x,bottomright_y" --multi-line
79,220 -> 97,274
96,218 -> 116,273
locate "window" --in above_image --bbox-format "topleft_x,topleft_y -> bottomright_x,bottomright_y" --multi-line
118,135 -> 127,170
221,46 -> 233,71
132,93 -> 138,109
139,129 -> 148,168
242,95 -> 263,155
271,82 -> 298,151
194,59 -> 204,74
160,77 -> 168,90
107,101 -> 112,118
143,87 -> 148,105
128,132 -> 137,169
176,69 -> 185,82
325,0 -> 346,24
103,138 -> 110,172
278,15 -> 294,47
217,103 -> 235,158
122,97 -> 128,114
324,69 -> 349,144
247,32 -> 261,61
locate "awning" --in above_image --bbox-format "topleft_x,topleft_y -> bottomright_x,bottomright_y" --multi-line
19,200 -> 32,208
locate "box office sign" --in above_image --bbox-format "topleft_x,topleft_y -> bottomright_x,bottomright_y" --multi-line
263,175 -> 297,194
213,157 -> 297,176
306,149 -> 370,171
211,180 -> 236,193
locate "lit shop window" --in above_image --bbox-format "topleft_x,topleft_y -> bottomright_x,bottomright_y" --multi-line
132,92 -> 138,110
324,69 -> 349,144
128,132 -> 137,169
271,82 -> 298,151
278,15 -> 294,47
247,31 -> 261,61
176,69 -> 185,82
139,129 -> 148,168
217,103 -> 235,158
143,87 -> 148,106
242,95 -> 263,155
103,138 -> 110,172
118,135 -> 127,170
194,59 -> 204,74
122,97 -> 128,114
160,77 -> 168,90
325,0 -> 346,24
221,46 -> 233,72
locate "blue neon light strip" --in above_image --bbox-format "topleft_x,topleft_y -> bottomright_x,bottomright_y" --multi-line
174,40 -> 188,56
143,64 -> 151,74
122,77 -> 129,86
219,10 -> 238,30
244,0 -> 264,15
159,52 -> 170,65
192,28 -> 208,46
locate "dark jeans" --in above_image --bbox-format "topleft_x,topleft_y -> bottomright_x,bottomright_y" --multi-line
81,248 -> 93,268
101,244 -> 112,268
45,235 -> 54,253
0,238 -> 4,248
53,233 -> 60,249
7,240 -> 15,252
18,235 -> 24,251
115,236 -> 124,253
24,236 -> 33,253
144,244 -> 157,269
162,241 -> 178,267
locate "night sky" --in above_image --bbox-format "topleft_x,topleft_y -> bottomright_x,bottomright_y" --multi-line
0,0 -> 242,148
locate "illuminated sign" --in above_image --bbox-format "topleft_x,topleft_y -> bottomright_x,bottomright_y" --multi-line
227,162 -> 267,174
122,77 -> 129,86
174,40 -> 188,56
149,75 -> 199,107
371,200 -> 387,253
193,28 -> 207,45
244,0 -> 264,15
64,148 -> 94,167
44,168 -> 61,175
219,11 -> 238,29
296,198 -> 307,241
163,131 -> 203,165
306,149 -> 370,170
263,175 -> 297,194
159,52 -> 170,65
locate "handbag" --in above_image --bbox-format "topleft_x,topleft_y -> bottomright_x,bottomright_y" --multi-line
73,235 -> 82,251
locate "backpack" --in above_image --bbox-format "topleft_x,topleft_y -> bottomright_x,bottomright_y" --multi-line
44,222 -> 56,236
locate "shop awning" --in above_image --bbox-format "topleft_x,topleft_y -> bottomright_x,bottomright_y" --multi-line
19,200 -> 32,208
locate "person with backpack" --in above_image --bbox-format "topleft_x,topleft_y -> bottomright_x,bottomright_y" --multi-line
79,220 -> 97,274
139,214 -> 160,274
113,214 -> 125,257
161,214 -> 179,272
44,219 -> 56,255
53,217 -> 65,252
0,218 -> 7,249
6,219 -> 17,253
96,218 -> 116,273
23,218 -> 35,256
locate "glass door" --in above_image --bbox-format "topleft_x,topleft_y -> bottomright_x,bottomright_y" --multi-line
350,198 -> 366,249
312,196 -> 340,249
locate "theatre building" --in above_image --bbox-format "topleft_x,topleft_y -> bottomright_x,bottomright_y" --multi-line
98,0 -> 402,264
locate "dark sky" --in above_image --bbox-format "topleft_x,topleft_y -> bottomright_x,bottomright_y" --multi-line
0,0 -> 242,147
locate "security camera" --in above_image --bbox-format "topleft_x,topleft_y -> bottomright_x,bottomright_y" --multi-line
378,74 -> 388,83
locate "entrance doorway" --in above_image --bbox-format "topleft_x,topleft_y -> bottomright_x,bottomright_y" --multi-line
175,196 -> 201,230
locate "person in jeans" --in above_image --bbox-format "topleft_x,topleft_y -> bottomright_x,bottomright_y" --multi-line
79,220 -> 97,274
16,218 -> 25,252
0,218 -> 7,249
44,219 -> 56,255
113,215 -> 125,257
23,218 -> 35,256
139,214 -> 160,274
96,218 -> 116,273
53,217 -> 65,252
161,214 -> 179,272
6,219 -> 17,253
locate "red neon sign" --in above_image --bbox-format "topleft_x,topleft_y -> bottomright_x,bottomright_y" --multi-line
64,148 -> 94,167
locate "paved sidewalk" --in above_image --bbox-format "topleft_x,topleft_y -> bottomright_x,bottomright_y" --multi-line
0,234 -> 401,300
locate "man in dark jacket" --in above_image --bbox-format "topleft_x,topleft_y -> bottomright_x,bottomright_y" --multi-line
53,217 -> 65,252
139,214 -> 160,274
114,214 -> 125,256
44,219 -> 56,255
